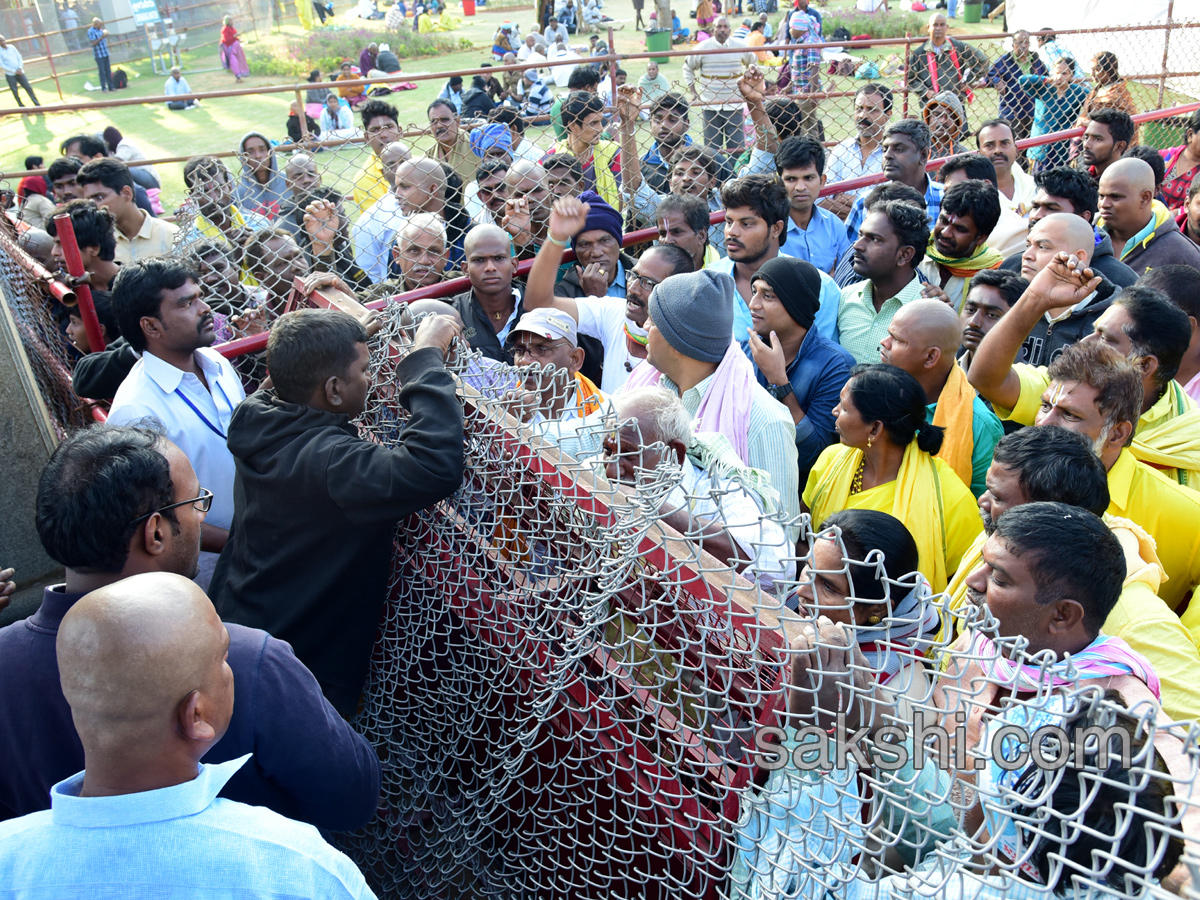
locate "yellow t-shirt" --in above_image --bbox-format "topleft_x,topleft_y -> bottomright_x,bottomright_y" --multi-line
940,514 -> 1200,723
352,157 -> 388,216
996,364 -> 1200,490
803,444 -> 983,591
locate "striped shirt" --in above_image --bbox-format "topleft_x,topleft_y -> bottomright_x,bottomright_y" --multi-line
660,370 -> 801,542
835,273 -> 925,365
88,25 -> 108,58
682,38 -> 756,108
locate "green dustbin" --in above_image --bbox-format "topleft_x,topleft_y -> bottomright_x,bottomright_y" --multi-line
646,28 -> 671,65
962,1 -> 982,23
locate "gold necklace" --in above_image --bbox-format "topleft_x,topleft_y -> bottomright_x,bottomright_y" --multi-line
850,458 -> 866,495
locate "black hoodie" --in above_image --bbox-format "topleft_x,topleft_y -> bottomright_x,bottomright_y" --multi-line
210,347 -> 464,716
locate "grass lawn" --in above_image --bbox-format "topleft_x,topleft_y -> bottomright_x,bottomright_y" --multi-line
3,0 -> 1187,213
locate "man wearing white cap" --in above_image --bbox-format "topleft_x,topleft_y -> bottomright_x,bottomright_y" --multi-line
505,307 -> 605,427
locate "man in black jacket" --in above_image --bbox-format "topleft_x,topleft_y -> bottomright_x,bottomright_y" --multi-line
1011,213 -> 1118,367
210,308 -> 464,717
999,166 -> 1136,288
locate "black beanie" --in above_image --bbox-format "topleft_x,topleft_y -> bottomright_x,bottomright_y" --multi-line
751,256 -> 824,330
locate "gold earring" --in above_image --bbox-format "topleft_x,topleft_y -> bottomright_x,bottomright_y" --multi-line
866,615 -> 882,625
866,437 -> 874,449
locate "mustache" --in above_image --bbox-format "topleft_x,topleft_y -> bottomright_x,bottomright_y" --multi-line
966,586 -> 988,607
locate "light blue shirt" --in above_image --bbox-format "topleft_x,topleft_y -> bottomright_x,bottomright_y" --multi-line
0,44 -> 24,75
706,250 -> 841,346
163,75 -> 192,96
605,260 -> 627,298
780,204 -> 851,276
0,756 -> 376,899
319,104 -> 354,132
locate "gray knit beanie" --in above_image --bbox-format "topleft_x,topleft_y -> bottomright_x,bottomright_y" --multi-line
647,269 -> 735,364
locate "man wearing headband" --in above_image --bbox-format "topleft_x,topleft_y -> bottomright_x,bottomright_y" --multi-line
524,197 -> 695,393
744,256 -> 855,487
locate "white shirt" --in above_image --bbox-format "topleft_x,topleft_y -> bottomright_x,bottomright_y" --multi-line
164,75 -> 191,97
1001,163 -> 1037,218
511,137 -> 545,164
319,104 -> 354,132
351,193 -> 406,284
574,294 -> 635,394
463,181 -> 494,226
107,347 -> 246,533
0,44 -> 24,75
825,136 -> 885,201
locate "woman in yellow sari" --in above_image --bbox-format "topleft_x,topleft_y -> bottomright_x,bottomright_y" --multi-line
803,364 -> 982,592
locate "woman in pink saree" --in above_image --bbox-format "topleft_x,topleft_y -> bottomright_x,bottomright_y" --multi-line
220,15 -> 250,83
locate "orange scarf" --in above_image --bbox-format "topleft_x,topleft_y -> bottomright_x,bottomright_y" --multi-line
931,362 -> 976,490
573,372 -> 604,418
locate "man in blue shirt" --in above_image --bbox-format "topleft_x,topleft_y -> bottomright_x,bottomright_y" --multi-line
777,136 -> 850,276
0,570 -> 376,899
844,119 -> 944,242
0,425 -> 381,830
743,256 -> 856,486
87,16 -> 113,92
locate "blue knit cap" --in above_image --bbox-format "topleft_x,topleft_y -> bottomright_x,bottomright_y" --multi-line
647,270 -> 735,364
572,190 -> 623,249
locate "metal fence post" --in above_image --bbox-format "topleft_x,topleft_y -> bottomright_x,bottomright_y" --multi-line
901,32 -> 911,117
1159,0 -> 1175,109
52,213 -> 105,353
39,32 -> 64,101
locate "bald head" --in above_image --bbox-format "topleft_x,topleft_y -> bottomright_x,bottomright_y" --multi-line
407,299 -> 462,326
380,140 -> 413,186
1098,158 -> 1156,239
464,222 -> 512,257
394,157 -> 447,214
1020,212 -> 1097,284
881,298 -> 962,381
58,573 -> 233,764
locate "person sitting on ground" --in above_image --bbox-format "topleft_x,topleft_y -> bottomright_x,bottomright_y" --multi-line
163,65 -> 196,110
638,61 -> 671,106
525,197 -> 696,394
15,170 -> 53,230
211,308 -> 464,716
461,74 -> 497,119
234,132 -> 287,222
180,156 -> 267,260
376,43 -> 400,73
305,68 -> 330,106
511,68 -> 553,119
350,140 -> 413,283
0,571 -> 378,898
621,267 -> 802,540
318,93 -> 353,135
107,259 -> 245,587
599,386 -> 795,592
352,99 -> 402,212
335,60 -> 365,105
998,165 -> 1137,287
918,178 -> 1004,311
77,157 -> 179,265
286,100 -> 320,144
743,256 -> 856,488
880,298 -> 1003,497
969,259 -> 1200,492
1096,157 -> 1200,276
936,424 -> 1200,723
1079,107 -> 1135,182
939,152 -> 1028,259
971,311 -> 1200,619
923,92 -> 970,161
803,363 -> 983,591
389,213 -> 451,293
655,193 -> 717,272
958,268 -> 1024,371
0,425 -> 381,828
834,198 -> 930,364
45,199 -> 120,291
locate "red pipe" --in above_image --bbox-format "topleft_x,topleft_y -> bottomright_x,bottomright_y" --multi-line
51,213 -> 106,352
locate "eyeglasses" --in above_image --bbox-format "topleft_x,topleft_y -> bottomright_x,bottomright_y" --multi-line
628,272 -> 662,292
510,340 -> 570,360
128,487 -> 214,526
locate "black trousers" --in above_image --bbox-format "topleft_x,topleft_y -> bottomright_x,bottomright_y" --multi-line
5,72 -> 38,106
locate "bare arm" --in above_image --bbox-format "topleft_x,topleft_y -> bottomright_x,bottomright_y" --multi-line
616,84 -> 644,195
524,197 -> 594,321
739,67 -> 777,154
968,253 -> 1102,409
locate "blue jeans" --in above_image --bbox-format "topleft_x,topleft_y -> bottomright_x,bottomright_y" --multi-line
947,0 -> 958,15
95,55 -> 113,91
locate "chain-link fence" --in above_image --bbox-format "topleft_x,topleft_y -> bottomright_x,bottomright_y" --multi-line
3,15 -> 1200,899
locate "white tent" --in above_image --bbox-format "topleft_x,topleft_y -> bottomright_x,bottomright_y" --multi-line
1007,0 -> 1200,102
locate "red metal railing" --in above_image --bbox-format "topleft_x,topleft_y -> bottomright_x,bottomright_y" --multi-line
210,98 -> 1200,362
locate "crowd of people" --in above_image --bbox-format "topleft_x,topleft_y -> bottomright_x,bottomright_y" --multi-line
3,6 -> 1200,896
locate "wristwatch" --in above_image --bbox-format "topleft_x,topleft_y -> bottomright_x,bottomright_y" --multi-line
766,381 -> 794,402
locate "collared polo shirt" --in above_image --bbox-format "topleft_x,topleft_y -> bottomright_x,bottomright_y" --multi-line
106,347 -> 245,534
835,274 -> 924,364
825,136 -> 885,201
0,757 -> 375,898
780,204 -> 851,275
114,211 -> 180,264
